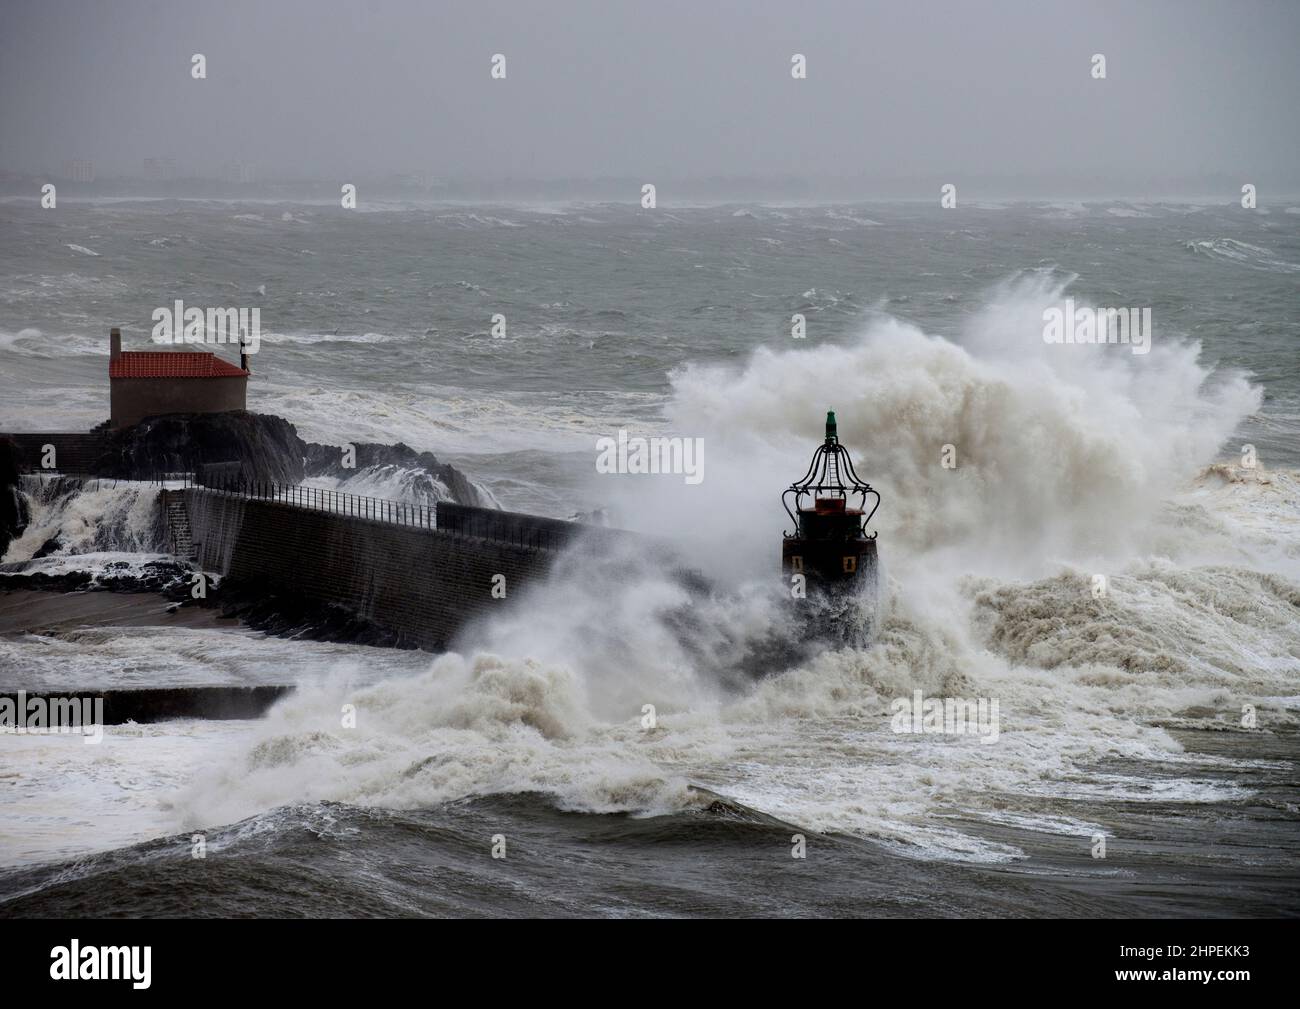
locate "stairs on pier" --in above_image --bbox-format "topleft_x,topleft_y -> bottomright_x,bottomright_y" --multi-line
161,490 -> 195,560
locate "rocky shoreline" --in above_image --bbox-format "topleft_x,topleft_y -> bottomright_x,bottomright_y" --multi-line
0,411 -> 493,647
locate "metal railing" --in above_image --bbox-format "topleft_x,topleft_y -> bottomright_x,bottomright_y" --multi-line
17,469 -> 436,531
18,470 -> 195,491
436,501 -> 579,552
16,468 -> 586,549
197,476 -> 437,530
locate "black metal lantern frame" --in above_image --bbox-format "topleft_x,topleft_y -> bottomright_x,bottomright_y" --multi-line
782,412 -> 880,538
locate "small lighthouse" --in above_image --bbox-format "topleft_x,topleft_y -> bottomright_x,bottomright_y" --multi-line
781,410 -> 880,601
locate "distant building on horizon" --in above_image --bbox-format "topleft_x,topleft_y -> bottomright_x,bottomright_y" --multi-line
62,160 -> 95,182
108,327 -> 250,428
143,157 -> 177,182
222,161 -> 255,185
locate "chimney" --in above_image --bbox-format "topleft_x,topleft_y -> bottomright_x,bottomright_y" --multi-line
239,339 -> 249,373
110,327 -> 121,359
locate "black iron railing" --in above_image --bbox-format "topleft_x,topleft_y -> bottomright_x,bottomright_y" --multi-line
17,469 -> 589,549
18,470 -> 194,490
198,476 -> 437,530
436,501 -> 581,551
18,469 -> 437,531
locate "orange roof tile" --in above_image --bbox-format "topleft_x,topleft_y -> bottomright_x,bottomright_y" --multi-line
110,351 -> 249,379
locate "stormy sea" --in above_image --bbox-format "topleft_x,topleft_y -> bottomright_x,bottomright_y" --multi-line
1,198 -> 1297,917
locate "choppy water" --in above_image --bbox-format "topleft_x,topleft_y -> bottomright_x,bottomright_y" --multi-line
1,199 -> 1298,917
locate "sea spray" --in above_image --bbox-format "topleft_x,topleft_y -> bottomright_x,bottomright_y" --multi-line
3,477 -> 165,563
636,273 -> 1261,578
171,278 -> 1295,863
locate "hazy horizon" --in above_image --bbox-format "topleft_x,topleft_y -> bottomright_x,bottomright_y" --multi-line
2,0 -> 1297,198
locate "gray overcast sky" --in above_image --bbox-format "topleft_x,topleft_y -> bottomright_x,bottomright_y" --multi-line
1,0 -> 1297,190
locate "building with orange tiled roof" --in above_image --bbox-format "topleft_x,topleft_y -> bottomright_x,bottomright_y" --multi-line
108,327 -> 250,428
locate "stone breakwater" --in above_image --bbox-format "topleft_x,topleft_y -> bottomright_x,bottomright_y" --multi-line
1,411 -> 673,654
181,492 -> 625,651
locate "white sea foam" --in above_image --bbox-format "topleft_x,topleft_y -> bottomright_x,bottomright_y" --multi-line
3,480 -> 164,563
0,327 -> 45,354
1184,237 -> 1300,273
265,329 -> 411,346
0,722 -> 244,866
436,212 -> 525,228
822,210 -> 882,227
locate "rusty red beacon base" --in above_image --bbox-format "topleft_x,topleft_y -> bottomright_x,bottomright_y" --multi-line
781,411 -> 880,610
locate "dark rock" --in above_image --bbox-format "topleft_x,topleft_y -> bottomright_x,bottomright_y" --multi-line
78,411 -> 488,509
31,535 -> 63,560
93,411 -> 307,485
304,440 -> 490,507
0,436 -> 29,558
0,569 -> 93,593
0,559 -> 193,596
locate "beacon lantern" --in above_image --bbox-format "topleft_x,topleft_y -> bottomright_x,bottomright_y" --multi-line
782,411 -> 881,639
